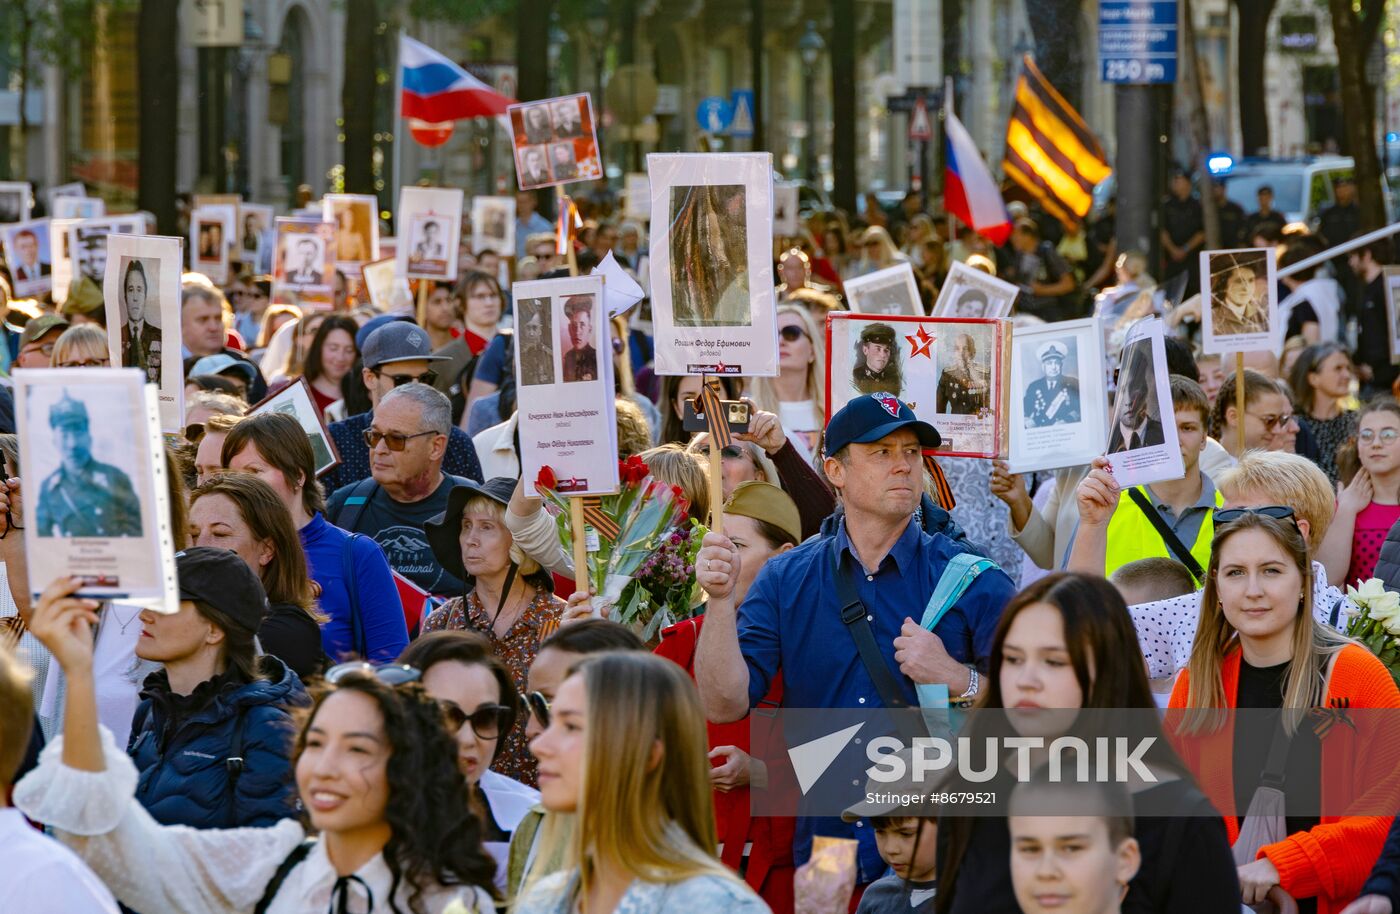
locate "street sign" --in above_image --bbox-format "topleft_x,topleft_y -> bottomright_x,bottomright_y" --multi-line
655,85 -> 682,116
695,96 -> 734,134
1099,0 -> 1178,84
186,0 -> 244,47
885,87 -> 941,114
908,97 -> 933,141
729,90 -> 755,138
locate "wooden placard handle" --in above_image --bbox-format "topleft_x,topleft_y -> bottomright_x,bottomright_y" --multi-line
1235,351 -> 1246,455
570,495 -> 588,591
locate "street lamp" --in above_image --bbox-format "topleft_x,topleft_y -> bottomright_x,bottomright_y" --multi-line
798,20 -> 824,183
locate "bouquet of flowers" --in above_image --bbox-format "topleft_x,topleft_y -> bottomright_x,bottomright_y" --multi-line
1344,578 -> 1400,687
536,455 -> 706,639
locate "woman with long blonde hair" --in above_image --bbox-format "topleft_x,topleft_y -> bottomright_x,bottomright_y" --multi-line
518,652 -> 766,913
1170,510 -> 1400,913
745,304 -> 825,462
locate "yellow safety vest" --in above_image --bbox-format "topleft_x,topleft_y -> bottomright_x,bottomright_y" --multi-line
1103,484 -> 1223,582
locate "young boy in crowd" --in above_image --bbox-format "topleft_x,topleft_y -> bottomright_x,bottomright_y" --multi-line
1109,557 -> 1198,708
0,644 -> 119,912
857,814 -> 939,913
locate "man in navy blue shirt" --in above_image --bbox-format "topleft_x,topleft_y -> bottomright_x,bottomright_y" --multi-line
694,391 -> 1015,884
323,321 -> 482,492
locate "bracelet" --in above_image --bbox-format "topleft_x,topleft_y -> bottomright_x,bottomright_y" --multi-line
958,666 -> 980,700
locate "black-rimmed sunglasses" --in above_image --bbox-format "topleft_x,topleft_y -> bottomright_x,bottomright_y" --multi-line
362,429 -> 437,451
525,691 -> 551,729
438,701 -> 514,740
372,368 -> 438,387
1212,505 -> 1298,528
779,325 -> 809,342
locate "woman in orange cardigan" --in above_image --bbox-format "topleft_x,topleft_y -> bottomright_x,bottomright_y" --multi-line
1170,508 -> 1400,914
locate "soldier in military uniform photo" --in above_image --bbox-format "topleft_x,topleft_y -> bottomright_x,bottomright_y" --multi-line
851,322 -> 903,395
561,295 -> 598,383
35,391 -> 143,538
1023,340 -> 1081,427
936,331 -> 992,415
518,297 -> 555,386
119,258 -> 162,384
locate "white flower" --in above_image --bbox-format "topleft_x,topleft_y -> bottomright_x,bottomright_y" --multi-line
1349,578 -> 1390,605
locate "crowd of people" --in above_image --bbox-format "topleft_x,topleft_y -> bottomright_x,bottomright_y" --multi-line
1,170 -> 1400,914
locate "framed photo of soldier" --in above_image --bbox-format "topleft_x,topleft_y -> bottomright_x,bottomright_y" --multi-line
1200,247 -> 1278,355
773,182 -> 800,237
646,152 -> 778,377
1105,317 -> 1183,487
932,261 -> 1020,319
826,313 -> 1008,458
507,93 -> 603,190
238,203 -> 274,269
1384,267 -> 1400,364
1007,317 -> 1107,473
249,377 -> 342,477
512,275 -> 620,496
362,257 -> 412,312
471,195 -> 516,256
2,218 -> 53,298
323,193 -> 379,275
52,196 -> 105,220
272,217 -> 336,308
842,263 -> 922,316
0,181 -> 31,224
190,207 -> 232,284
103,233 -> 184,433
396,186 -> 464,281
67,215 -> 146,287
15,367 -> 179,606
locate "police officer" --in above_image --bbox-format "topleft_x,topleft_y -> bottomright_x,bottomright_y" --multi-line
851,323 -> 901,395
1023,341 -> 1081,427
35,392 -> 143,538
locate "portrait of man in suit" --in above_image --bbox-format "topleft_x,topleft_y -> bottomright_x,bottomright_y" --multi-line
287,237 -> 325,286
551,99 -> 583,138
1108,344 -> 1164,453
522,104 -> 553,144
518,146 -> 551,189
9,228 -> 48,281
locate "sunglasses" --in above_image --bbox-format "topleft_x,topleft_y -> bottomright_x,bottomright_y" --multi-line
1360,429 -> 1400,445
1212,505 -> 1298,528
525,691 -> 551,729
372,368 -> 439,387
22,341 -> 55,357
1246,411 -> 1296,432
325,661 -> 423,686
57,357 -> 110,368
363,428 -> 437,451
779,325 -> 809,342
438,701 -> 514,740
697,444 -> 746,460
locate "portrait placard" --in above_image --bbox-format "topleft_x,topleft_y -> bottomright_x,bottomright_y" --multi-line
237,203 -> 274,269
362,257 -> 412,312
1007,317 -> 1108,473
52,196 -> 105,220
2,219 -> 53,298
103,234 -> 185,433
190,206 -> 232,284
931,261 -> 1020,319
647,152 -> 778,376
49,218 -> 78,305
1385,267 -> 1400,365
623,172 -> 651,222
513,274 -> 620,496
508,93 -> 603,190
0,181 -> 32,223
773,182 -> 800,237
471,196 -> 516,257
396,186 -> 463,281
47,182 -> 86,208
842,263 -> 922,316
272,217 -> 336,308
323,194 -> 379,276
1200,247 -> 1278,354
16,368 -> 179,607
67,216 -> 145,287
1105,317 -> 1183,487
826,313 -> 1008,458
249,377 -> 342,477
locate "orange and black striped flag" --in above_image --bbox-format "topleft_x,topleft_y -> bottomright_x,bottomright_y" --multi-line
1002,56 -> 1112,226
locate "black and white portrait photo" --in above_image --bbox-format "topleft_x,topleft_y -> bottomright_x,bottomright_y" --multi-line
518,297 -> 555,387
844,263 -> 921,316
522,103 -> 554,144
0,182 -> 31,224
1107,337 -> 1165,453
1021,338 -> 1080,428
472,196 -> 515,257
409,218 -> 446,264
285,235 -> 327,286
561,295 -> 598,383
34,388 -> 143,538
551,98 -> 583,138
935,328 -> 993,415
850,322 -> 902,396
518,145 -> 552,189
549,143 -> 579,182
117,256 -> 163,385
1202,247 -> 1276,354
395,186 -> 464,282
931,260 -> 1020,319
669,184 -> 750,327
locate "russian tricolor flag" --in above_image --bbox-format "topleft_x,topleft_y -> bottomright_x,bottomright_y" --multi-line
944,110 -> 1011,245
400,35 -> 515,123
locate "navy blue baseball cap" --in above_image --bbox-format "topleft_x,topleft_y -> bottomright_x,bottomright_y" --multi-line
824,392 -> 941,457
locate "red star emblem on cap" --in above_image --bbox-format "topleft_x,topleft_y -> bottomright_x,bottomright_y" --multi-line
905,325 -> 935,360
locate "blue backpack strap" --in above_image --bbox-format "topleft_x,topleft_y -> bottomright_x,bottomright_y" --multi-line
916,553 -> 998,709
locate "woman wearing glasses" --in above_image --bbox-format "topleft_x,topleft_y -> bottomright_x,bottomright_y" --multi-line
19,583 -> 498,913
398,631 -> 539,892
421,477 -> 564,786
300,315 -> 360,419
1316,401 -> 1400,590
221,412 -> 408,664
745,304 -> 826,464
50,324 -> 112,370
1170,510 -> 1400,912
1210,368 -> 1297,459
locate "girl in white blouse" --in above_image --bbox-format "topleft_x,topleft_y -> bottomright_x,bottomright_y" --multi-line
517,652 -> 769,914
17,576 -> 498,914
